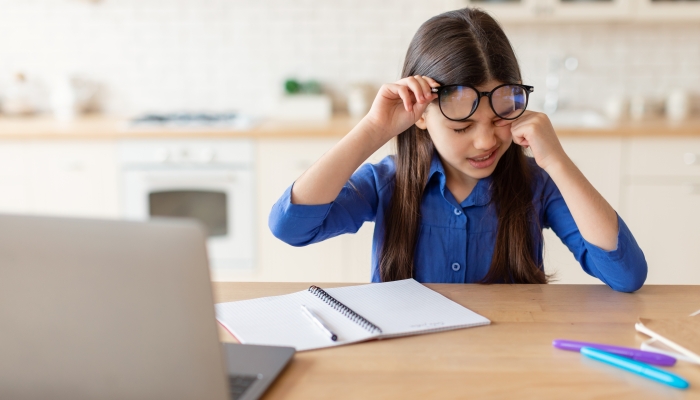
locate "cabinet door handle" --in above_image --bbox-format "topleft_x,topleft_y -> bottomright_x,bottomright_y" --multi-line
683,153 -> 698,166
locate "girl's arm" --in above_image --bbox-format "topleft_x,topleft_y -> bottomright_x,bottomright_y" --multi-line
291,76 -> 439,205
541,153 -> 619,251
541,174 -> 646,292
497,112 -> 618,251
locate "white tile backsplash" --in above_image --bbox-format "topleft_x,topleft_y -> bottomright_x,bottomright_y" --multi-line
0,0 -> 698,117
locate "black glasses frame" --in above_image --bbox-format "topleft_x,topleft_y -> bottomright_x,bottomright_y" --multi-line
430,83 -> 535,121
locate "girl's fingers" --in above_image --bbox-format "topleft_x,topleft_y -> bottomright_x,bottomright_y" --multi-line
404,77 -> 427,103
513,135 -> 529,146
423,76 -> 441,88
423,76 -> 442,100
381,83 -> 401,99
384,76 -> 441,114
512,132 -> 530,148
397,85 -> 413,112
413,75 -> 433,99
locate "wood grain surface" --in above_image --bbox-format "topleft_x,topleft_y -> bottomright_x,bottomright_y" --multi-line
213,283 -> 700,400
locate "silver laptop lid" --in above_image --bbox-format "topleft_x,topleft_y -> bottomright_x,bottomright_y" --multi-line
0,214 -> 229,400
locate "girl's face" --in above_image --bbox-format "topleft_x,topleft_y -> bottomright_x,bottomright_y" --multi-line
415,79 -> 513,188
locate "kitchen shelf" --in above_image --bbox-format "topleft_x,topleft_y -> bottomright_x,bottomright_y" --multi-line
465,0 -> 700,22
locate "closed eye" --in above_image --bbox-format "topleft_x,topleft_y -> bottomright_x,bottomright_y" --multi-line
453,126 -> 471,134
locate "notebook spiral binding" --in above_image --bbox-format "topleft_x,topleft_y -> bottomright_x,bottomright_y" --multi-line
308,286 -> 383,335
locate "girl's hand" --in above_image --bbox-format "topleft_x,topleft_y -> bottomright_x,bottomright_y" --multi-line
495,111 -> 568,172
362,76 -> 440,142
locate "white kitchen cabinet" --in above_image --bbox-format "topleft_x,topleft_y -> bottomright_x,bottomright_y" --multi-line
621,181 -> 700,284
28,141 -> 119,218
248,138 -> 394,283
543,137 -> 623,285
626,138 -> 700,178
620,137 -> 700,284
254,138 -> 345,283
0,141 -> 119,219
547,136 -> 700,286
0,142 -> 32,213
3,131 -> 696,285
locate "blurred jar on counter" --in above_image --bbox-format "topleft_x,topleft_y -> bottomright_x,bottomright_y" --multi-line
50,75 -> 101,121
603,95 -> 628,122
665,89 -> 690,122
0,73 -> 38,116
347,83 -> 372,118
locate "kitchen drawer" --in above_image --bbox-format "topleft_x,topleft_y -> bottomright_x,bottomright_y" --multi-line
251,138 -> 391,283
29,141 -> 119,218
622,182 -> 700,284
626,138 -> 700,177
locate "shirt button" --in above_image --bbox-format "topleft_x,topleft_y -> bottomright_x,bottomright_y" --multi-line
451,262 -> 461,271
453,208 -> 462,216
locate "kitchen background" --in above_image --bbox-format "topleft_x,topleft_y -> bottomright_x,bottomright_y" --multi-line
0,0 -> 699,284
2,0 -> 699,117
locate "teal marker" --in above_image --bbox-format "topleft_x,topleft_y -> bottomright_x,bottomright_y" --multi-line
581,347 -> 689,390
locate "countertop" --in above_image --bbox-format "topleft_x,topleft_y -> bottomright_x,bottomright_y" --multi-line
0,114 -> 699,140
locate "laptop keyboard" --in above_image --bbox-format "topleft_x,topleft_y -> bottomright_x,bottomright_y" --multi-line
229,374 -> 261,400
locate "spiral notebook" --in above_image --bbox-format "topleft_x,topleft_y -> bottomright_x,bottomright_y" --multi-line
215,279 -> 490,351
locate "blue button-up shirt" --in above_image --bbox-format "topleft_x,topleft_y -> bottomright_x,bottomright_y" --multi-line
269,153 -> 647,292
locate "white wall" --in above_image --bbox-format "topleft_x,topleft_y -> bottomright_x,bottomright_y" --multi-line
0,0 -> 698,117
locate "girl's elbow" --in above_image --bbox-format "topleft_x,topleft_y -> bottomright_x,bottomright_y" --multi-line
609,263 -> 648,293
268,218 -> 315,247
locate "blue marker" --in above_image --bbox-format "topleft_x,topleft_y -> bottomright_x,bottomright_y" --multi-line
581,347 -> 689,390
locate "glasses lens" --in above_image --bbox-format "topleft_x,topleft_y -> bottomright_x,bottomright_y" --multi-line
439,86 -> 479,120
492,85 -> 528,119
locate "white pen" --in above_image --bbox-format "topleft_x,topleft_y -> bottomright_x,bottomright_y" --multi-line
300,305 -> 338,341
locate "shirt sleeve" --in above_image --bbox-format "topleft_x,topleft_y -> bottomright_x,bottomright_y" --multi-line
542,172 -> 648,293
268,158 -> 390,247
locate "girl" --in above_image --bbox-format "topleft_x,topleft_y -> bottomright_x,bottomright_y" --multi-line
269,8 -> 647,292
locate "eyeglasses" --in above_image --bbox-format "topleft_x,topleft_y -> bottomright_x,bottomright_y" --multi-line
430,83 -> 534,121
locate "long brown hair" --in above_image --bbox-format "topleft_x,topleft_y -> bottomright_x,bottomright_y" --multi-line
379,8 -> 547,284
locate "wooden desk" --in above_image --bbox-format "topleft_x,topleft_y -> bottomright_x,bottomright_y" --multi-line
213,283 -> 700,399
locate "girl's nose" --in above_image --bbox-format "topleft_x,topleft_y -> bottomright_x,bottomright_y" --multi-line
470,98 -> 498,151
472,123 -> 498,151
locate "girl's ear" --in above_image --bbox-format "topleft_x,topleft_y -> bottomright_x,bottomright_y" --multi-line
415,113 -> 428,130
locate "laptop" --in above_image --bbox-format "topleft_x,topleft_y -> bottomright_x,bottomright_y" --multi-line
0,214 -> 294,400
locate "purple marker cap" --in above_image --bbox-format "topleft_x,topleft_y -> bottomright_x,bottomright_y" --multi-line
552,339 -> 676,366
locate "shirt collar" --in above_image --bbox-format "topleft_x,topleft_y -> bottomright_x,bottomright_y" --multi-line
427,151 -> 492,207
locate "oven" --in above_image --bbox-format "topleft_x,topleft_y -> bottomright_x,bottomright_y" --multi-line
119,139 -> 255,272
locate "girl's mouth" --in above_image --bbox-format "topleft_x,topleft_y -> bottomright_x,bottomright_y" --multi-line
467,147 -> 499,169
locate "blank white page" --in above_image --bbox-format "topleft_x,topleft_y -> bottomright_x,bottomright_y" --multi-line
324,279 -> 490,338
215,290 -> 377,351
